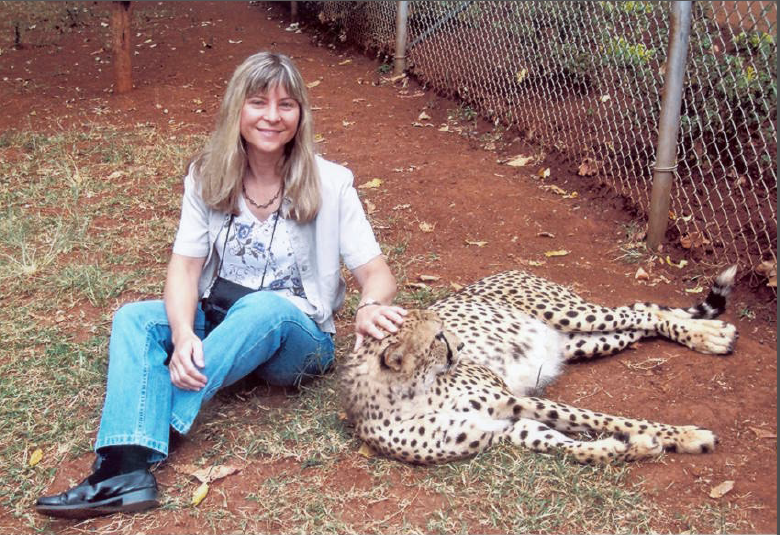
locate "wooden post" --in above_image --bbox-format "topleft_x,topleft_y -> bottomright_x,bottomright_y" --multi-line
290,1 -> 298,23
111,1 -> 133,94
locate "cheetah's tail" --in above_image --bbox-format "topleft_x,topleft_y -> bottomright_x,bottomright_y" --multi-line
685,265 -> 737,319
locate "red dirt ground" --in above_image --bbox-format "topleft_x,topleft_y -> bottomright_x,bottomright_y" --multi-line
1,2 -> 776,533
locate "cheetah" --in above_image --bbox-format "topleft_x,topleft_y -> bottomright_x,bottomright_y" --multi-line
339,267 -> 736,464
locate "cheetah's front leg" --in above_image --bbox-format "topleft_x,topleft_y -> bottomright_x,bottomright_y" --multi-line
513,397 -> 718,455
504,418 -> 660,463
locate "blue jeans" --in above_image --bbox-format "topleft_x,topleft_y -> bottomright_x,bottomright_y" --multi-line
94,292 -> 334,462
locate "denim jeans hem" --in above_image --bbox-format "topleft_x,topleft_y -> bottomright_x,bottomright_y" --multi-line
94,434 -> 169,462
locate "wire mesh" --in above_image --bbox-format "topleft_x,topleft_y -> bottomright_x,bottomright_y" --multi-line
299,1 -> 777,274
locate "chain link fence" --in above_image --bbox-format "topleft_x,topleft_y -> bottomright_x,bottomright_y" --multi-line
298,1 -> 777,279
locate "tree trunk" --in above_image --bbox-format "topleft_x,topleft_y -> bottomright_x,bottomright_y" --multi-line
111,1 -> 133,94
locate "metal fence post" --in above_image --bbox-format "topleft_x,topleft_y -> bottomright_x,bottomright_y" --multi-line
646,1 -> 692,252
393,1 -> 409,75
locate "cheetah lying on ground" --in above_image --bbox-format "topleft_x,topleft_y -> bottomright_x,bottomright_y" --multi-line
340,267 -> 737,464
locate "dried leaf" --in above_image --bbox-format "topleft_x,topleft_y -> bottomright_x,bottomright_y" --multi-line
665,256 -> 688,269
516,68 -> 528,84
191,482 -> 209,506
465,240 -> 487,247
709,480 -> 734,499
405,282 -> 429,289
755,261 -> 776,275
680,232 -> 711,249
577,157 -> 601,176
438,125 -> 450,132
528,260 -> 545,266
684,286 -> 704,294
635,267 -> 650,281
175,464 -> 241,484
342,120 -> 355,127
358,442 -> 376,458
507,154 -> 535,167
364,200 -> 376,214
538,167 -> 551,178
537,232 -> 555,238
419,274 -> 440,282
749,427 -> 776,439
29,448 -> 43,467
756,259 -> 777,286
392,203 -> 411,210
313,134 -> 325,143
449,281 -> 464,291
306,80 -> 321,89
543,184 -> 568,196
227,39 -> 242,44
419,221 -> 435,233
338,59 -> 352,65
385,73 -> 407,83
544,250 -> 570,257
358,178 -> 382,189
417,111 -> 431,121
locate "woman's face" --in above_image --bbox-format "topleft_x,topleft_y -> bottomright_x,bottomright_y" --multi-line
239,84 -> 300,160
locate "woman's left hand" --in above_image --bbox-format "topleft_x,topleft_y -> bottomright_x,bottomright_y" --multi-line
354,303 -> 407,350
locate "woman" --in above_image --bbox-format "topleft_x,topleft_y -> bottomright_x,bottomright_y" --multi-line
36,51 -> 406,518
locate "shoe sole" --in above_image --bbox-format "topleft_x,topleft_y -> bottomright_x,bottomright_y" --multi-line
35,488 -> 159,519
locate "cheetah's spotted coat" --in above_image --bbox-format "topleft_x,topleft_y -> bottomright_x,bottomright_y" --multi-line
340,267 -> 737,464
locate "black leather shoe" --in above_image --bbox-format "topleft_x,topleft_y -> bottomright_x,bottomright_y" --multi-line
35,468 -> 158,519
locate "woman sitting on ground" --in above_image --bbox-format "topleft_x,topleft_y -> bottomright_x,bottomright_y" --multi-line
36,51 -> 406,519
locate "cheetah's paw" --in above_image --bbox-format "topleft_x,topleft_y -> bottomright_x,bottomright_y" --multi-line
667,426 -> 718,454
681,319 -> 738,355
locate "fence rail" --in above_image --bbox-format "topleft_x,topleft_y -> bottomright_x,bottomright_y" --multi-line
299,1 -> 777,278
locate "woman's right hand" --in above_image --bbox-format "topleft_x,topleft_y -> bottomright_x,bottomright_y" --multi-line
164,253 -> 208,391
169,330 -> 207,391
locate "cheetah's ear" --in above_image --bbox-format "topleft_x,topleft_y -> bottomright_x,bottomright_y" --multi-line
380,343 -> 404,372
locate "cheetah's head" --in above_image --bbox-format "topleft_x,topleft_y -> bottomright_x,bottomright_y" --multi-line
373,310 -> 462,385
341,310 -> 464,416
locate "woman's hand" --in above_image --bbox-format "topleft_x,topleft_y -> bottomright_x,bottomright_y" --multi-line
163,252 -> 207,390
354,303 -> 407,350
169,330 -> 207,390
350,256 -> 405,350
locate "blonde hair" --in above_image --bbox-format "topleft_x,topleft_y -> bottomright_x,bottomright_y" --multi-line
192,52 -> 321,222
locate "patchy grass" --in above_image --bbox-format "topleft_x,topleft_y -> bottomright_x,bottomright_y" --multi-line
0,124 -> 751,534
0,124 -> 203,520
